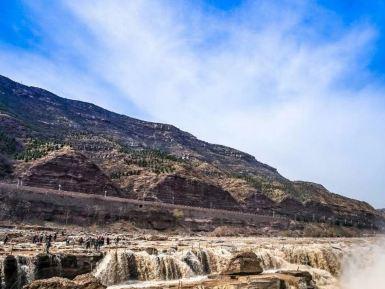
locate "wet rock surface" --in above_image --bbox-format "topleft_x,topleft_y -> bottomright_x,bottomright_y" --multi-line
24,274 -> 106,289
33,253 -> 103,280
4,255 -> 18,289
0,225 -> 381,289
223,252 -> 263,276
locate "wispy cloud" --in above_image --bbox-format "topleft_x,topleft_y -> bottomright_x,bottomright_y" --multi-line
1,0 -> 384,207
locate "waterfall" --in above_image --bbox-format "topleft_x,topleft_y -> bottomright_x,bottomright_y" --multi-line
281,244 -> 343,276
182,251 -> 202,274
251,245 -> 340,289
94,250 -> 137,286
94,250 -> 194,286
182,249 -> 214,275
339,240 -> 385,289
16,256 -> 35,287
53,255 -> 63,277
155,254 -> 189,280
94,248 -> 235,286
254,248 -> 285,270
0,240 -> 373,289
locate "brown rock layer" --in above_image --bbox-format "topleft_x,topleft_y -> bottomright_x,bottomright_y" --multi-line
150,175 -> 240,210
21,150 -> 120,196
223,252 -> 263,276
24,274 -> 105,289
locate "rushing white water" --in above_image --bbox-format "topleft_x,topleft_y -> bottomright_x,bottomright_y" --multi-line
339,239 -> 385,289
252,245 -> 339,289
280,244 -> 344,276
94,244 -> 344,288
94,248 -> 235,286
16,256 -> 36,286
95,250 -> 196,285
108,276 -> 209,289
2,238 -> 380,289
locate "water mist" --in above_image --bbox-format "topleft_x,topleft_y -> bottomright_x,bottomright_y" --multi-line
339,239 -> 385,289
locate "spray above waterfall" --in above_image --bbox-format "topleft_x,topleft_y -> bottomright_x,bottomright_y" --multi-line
340,239 -> 385,289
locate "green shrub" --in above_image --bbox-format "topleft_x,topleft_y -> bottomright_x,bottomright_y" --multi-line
119,146 -> 180,174
15,139 -> 64,162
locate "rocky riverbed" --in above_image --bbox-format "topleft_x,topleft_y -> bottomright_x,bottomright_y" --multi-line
0,225 -> 383,289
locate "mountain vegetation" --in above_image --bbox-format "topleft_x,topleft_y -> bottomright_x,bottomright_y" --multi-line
0,74 -> 383,228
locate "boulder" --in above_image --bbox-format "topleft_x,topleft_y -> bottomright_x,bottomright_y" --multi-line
73,274 -> 106,289
23,277 -> 76,289
275,270 -> 316,289
275,270 -> 313,284
23,274 -> 105,289
223,252 -> 263,276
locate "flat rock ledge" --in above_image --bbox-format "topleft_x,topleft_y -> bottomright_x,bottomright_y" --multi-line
222,251 -> 264,276
23,274 -> 106,289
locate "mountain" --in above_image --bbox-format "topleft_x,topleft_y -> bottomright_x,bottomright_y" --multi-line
0,75 -> 382,228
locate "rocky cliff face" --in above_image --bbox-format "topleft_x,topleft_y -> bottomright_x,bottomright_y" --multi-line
20,149 -> 120,196
0,74 -> 383,228
149,175 -> 240,210
0,253 -> 103,289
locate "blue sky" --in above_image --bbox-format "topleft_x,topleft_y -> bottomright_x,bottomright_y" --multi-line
1,0 -> 385,207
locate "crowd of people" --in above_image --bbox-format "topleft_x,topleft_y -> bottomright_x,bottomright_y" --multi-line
78,236 -> 120,250
2,232 -> 122,254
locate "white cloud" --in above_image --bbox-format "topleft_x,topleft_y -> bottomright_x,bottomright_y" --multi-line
1,0 -> 385,207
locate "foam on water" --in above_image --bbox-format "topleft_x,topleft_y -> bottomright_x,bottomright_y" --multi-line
107,275 -> 209,289
339,239 -> 385,289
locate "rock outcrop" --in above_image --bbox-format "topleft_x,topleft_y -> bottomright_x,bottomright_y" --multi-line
21,149 -> 120,196
24,274 -> 105,289
0,74 -> 383,230
33,253 -> 103,280
223,252 -> 263,276
275,270 -> 315,288
150,175 -> 240,210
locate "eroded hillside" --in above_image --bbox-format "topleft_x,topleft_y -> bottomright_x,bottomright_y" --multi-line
0,75 -> 383,228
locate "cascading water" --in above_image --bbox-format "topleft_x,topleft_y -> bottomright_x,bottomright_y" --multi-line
251,244 -> 341,289
96,244 -> 345,289
94,248 -> 235,286
181,249 -> 222,275
281,244 -> 343,276
16,256 -> 35,287
0,255 -> 36,289
253,247 -> 285,270
339,239 -> 385,289
0,252 -> 100,289
95,250 -> 195,286
1,239 -> 377,289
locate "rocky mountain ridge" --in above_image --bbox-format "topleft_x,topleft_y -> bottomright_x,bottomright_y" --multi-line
0,74 -> 383,228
